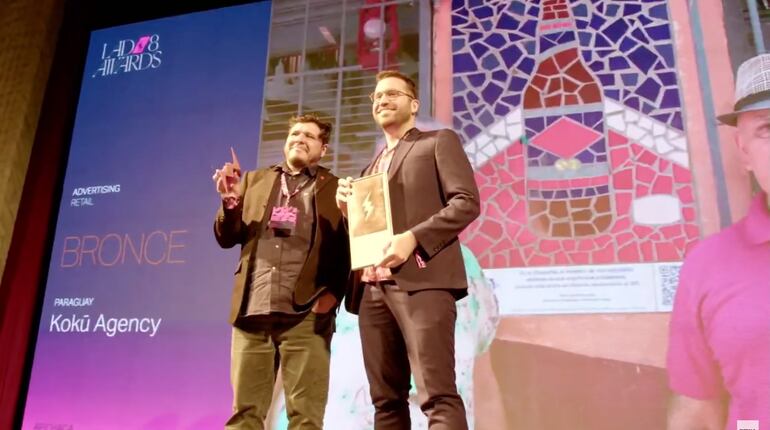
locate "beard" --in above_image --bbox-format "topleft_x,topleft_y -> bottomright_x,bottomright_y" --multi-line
375,108 -> 411,128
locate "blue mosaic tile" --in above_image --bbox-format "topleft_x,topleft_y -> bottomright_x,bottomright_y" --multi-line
482,82 -> 504,104
469,31 -> 484,43
597,185 -> 609,195
598,73 -> 615,86
529,117 -> 545,133
454,77 -> 467,92
484,33 -> 507,49
527,146 -> 543,158
481,20 -> 493,32
576,19 -> 589,30
468,73 -> 486,87
609,56 -> 630,70
453,53 -> 477,74
596,155 -> 607,163
470,42 -> 487,59
567,113 -> 582,123
494,103 -> 509,116
671,112 -> 683,130
661,89 -> 680,109
590,14 -> 607,31
454,96 -> 467,113
631,27 -> 650,45
501,95 -> 521,107
468,0 -> 483,8
636,78 -> 661,102
492,69 -> 508,83
606,89 -> 620,100
452,38 -> 465,51
650,4 -> 669,20
467,90 -> 479,104
657,72 -> 677,86
595,33 -> 612,48
628,45 -> 656,73
482,53 -> 501,69
453,15 -> 468,27
655,44 -> 675,67
585,111 -> 603,128
509,76 -> 527,92
584,188 -> 596,197
619,36 -> 637,52
623,4 -> 642,16
625,96 -> 640,111
652,113 -> 670,124
589,61 -> 604,72
508,1 -> 526,15
508,32 -> 525,43
498,13 -> 520,31
452,0 -> 466,13
555,190 -> 569,199
606,4 -> 620,17
518,57 -> 535,75
525,40 -> 537,55
472,5 -> 494,20
597,49 -> 613,59
526,5 -> 539,18
579,32 -> 593,46
646,24 -> 671,41
520,19 -> 537,37
622,73 -> 638,86
582,50 -> 593,63
641,102 -> 654,115
540,38 -> 556,53
479,110 -> 494,126
464,123 -> 481,137
603,18 -> 629,40
574,3 -> 589,17
501,45 -> 523,68
452,27 -> 463,37
638,14 -> 653,26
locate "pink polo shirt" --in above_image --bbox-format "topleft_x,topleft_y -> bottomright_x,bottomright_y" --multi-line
667,193 -> 770,429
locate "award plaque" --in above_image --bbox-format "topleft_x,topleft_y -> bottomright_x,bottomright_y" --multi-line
348,172 -> 393,270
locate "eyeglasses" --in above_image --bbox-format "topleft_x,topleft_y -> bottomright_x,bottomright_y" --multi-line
369,89 -> 415,103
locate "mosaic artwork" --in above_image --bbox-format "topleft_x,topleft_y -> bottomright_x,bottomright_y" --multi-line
452,0 -> 700,269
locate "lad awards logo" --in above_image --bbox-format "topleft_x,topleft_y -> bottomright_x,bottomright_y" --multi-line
92,34 -> 162,78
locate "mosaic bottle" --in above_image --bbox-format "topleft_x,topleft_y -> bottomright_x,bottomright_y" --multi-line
522,0 -> 613,237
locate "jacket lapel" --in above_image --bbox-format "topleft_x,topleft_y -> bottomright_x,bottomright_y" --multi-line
387,129 -> 420,181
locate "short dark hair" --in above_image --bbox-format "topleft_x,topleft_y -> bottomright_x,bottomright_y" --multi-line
375,70 -> 418,99
289,113 -> 332,145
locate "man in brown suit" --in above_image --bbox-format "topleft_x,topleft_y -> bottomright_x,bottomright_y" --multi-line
213,114 -> 349,430
336,71 -> 481,430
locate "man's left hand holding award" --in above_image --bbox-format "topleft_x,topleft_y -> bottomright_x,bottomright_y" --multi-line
212,147 -> 242,209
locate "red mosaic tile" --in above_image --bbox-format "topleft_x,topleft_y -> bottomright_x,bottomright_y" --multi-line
618,243 -> 640,260
673,164 -> 691,183
529,254 -> 551,266
592,244 -> 616,262
611,147 -> 630,170
568,252 -> 590,264
633,225 -> 654,239
613,168 -> 634,189
480,219 -> 504,238
636,165 -> 656,183
660,224 -> 683,239
652,175 -> 674,194
655,241 -> 679,261
677,186 -> 694,204
640,241 -> 654,261
540,239 -> 561,254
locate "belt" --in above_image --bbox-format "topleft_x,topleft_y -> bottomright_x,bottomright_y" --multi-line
362,279 -> 397,286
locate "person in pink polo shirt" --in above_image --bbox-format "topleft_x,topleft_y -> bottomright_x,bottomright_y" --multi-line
667,54 -> 770,430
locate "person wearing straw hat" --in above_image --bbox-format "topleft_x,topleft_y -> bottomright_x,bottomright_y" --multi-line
666,54 -> 770,429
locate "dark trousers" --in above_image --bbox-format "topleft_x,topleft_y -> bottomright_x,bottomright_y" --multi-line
359,284 -> 468,430
226,312 -> 334,430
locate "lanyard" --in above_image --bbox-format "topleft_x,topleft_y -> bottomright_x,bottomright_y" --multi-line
280,172 -> 311,206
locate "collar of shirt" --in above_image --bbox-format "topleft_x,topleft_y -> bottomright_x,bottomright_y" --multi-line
274,162 -> 319,178
741,192 -> 770,245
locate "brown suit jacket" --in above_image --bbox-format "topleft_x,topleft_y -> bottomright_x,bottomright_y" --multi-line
214,165 -> 350,324
345,128 -> 481,314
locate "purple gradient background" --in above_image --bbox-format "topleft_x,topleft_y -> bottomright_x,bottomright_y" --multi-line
22,3 -> 272,429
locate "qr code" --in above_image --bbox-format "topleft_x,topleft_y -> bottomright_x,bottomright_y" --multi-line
658,264 -> 682,307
